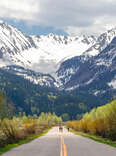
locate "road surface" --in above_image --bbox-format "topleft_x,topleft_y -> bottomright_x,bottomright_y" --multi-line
1,127 -> 116,156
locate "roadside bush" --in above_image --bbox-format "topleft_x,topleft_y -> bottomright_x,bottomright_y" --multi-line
22,120 -> 38,135
0,112 -> 62,148
67,100 -> 116,141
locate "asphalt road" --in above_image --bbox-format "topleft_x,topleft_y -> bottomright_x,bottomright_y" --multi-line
1,127 -> 116,156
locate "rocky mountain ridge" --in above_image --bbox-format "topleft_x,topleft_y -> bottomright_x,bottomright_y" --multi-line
1,20 -> 116,96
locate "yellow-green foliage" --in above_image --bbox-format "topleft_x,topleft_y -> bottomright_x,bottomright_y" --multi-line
67,100 -> 116,140
0,113 -> 62,147
38,112 -> 62,125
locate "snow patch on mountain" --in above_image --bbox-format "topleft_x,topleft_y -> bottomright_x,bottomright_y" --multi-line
84,27 -> 116,57
3,65 -> 58,87
108,79 -> 116,89
32,34 -> 97,62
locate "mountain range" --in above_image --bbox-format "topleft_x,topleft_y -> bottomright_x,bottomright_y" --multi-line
0,20 -> 116,118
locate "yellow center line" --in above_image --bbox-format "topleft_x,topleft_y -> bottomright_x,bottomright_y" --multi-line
64,143 -> 68,156
60,136 -> 68,156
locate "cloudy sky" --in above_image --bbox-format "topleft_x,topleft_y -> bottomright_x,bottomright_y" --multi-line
0,0 -> 116,36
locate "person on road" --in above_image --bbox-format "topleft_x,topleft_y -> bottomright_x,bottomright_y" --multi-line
67,127 -> 69,132
59,126 -> 63,132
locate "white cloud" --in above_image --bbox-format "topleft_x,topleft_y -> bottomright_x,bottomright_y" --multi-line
0,0 -> 116,35
0,0 -> 39,21
66,16 -> 116,36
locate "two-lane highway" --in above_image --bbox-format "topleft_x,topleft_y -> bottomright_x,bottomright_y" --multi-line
1,127 -> 116,156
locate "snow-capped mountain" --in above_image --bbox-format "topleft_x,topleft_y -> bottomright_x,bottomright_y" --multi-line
0,21 -> 36,65
84,27 -> 116,56
58,36 -> 116,102
0,21 -> 97,75
57,28 -> 116,89
1,20 -> 116,94
32,34 -> 97,62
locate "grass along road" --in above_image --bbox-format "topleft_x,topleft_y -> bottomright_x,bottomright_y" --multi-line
0,129 -> 49,155
71,129 -> 116,148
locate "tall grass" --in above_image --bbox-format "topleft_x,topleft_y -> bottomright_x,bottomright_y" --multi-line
0,113 -> 62,148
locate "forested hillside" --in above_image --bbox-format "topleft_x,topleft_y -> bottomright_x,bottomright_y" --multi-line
0,69 -> 104,119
